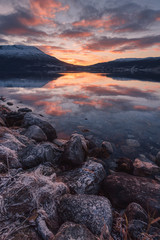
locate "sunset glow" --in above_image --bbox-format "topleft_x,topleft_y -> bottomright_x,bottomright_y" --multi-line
0,0 -> 160,65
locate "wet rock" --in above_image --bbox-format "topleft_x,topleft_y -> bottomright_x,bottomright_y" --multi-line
53,139 -> 68,148
58,159 -> 106,194
21,143 -> 62,169
117,157 -> 134,173
61,134 -> 87,166
133,157 -> 160,177
124,202 -> 148,223
58,194 -> 112,235
102,172 -> 160,216
0,145 -> 21,169
24,125 -> 47,142
126,139 -> 140,147
54,222 -> 96,240
23,112 -> 57,141
7,102 -> 13,106
156,151 -> 160,167
18,107 -> 32,113
102,141 -> 114,154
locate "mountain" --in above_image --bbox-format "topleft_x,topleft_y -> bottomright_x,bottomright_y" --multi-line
0,45 -> 78,76
88,57 -> 160,74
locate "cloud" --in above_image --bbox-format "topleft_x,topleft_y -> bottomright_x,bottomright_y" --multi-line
59,29 -> 93,38
83,35 -> 160,52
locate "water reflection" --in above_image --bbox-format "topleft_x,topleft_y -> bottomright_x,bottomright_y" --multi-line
1,72 -> 160,159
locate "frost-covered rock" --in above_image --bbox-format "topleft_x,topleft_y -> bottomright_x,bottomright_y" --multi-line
0,171 -> 69,234
0,145 -> 21,169
23,112 -> 57,141
54,222 -> 96,240
59,160 -> 106,194
21,143 -> 62,169
61,134 -> 88,166
24,125 -> 47,142
58,194 -> 112,235
1,133 -> 25,151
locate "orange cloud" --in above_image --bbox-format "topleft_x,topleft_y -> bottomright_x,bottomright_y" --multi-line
30,0 -> 69,18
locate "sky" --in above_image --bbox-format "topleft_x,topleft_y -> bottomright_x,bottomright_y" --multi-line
0,0 -> 160,65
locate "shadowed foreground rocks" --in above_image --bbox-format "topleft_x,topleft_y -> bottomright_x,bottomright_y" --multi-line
0,103 -> 160,240
102,172 -> 160,216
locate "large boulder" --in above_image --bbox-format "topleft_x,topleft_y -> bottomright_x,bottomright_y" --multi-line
21,143 -> 62,169
23,113 -> 57,141
61,134 -> 88,166
54,222 -> 96,240
58,159 -> 106,194
102,172 -> 160,216
1,133 -> 25,151
58,194 -> 112,236
24,125 -> 47,142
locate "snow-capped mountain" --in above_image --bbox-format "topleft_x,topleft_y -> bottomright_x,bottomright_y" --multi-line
0,45 -> 76,76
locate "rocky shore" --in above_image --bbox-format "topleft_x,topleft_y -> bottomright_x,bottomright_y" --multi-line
0,100 -> 160,240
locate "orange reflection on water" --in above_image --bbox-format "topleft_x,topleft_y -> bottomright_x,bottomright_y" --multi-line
35,101 -> 71,116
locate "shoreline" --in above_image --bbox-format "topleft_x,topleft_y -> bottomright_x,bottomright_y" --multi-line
0,99 -> 160,240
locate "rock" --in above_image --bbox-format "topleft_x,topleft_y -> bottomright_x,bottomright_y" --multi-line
23,112 -> 57,141
0,162 -> 7,173
7,102 -> 13,106
102,141 -> 114,154
0,171 -> 69,232
54,222 -> 96,240
58,194 -> 112,235
117,157 -> 134,173
124,202 -> 148,223
128,220 -> 160,240
1,133 -> 25,151
0,116 -> 6,126
58,159 -> 106,194
24,125 -> 47,142
5,111 -> 25,126
0,145 -> 21,169
128,220 -> 147,240
102,172 -> 160,216
126,139 -> 140,147
21,143 -> 62,169
53,139 -> 68,148
18,107 -> 32,113
133,157 -> 160,177
61,134 -> 87,166
36,215 -> 55,240
156,151 -> 160,167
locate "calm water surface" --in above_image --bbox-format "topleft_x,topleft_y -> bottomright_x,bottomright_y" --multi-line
1,72 -> 160,158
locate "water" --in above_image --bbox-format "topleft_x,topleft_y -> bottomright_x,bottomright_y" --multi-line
1,72 -> 160,159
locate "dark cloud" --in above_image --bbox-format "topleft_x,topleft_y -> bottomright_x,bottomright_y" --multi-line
0,9 -> 48,36
59,28 -> 92,38
83,35 -> 160,52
